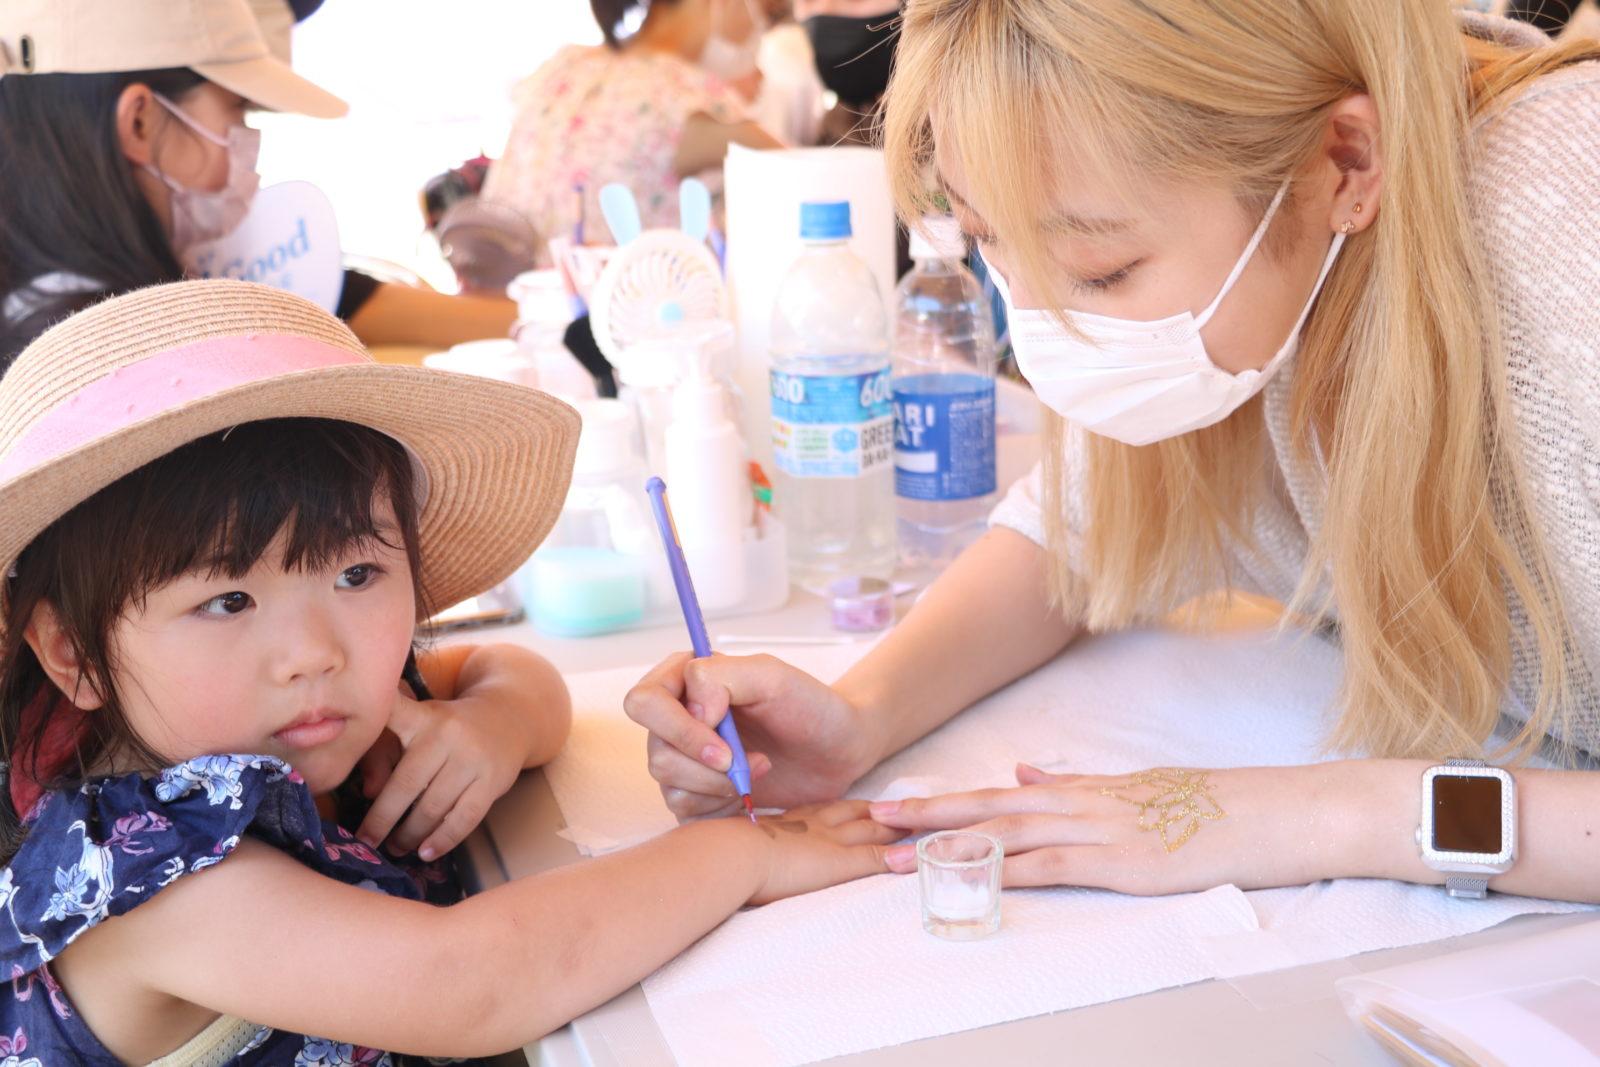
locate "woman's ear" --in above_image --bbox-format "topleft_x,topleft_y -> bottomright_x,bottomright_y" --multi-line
21,603 -> 104,711
115,82 -> 160,169
1321,93 -> 1383,235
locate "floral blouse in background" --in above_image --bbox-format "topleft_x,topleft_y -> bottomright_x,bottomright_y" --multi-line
482,45 -> 751,264
0,754 -> 474,1066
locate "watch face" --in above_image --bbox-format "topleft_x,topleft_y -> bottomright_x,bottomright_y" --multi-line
1432,774 -> 1503,854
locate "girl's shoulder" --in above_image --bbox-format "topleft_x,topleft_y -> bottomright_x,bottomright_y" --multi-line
0,755 -> 432,976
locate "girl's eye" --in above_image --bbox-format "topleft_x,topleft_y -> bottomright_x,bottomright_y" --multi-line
337,563 -> 382,589
198,591 -> 253,617
1070,261 -> 1140,295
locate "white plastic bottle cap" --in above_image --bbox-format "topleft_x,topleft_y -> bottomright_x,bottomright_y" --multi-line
508,269 -> 574,329
573,399 -> 643,477
908,215 -> 966,262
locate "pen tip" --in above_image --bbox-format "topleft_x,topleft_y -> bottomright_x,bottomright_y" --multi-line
742,795 -> 756,822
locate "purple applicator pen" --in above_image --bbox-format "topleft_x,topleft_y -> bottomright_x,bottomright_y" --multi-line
645,477 -> 757,821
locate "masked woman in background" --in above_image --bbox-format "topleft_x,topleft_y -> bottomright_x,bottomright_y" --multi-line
0,0 -> 521,372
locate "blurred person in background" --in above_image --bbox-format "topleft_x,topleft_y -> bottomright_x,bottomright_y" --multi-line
0,0 -> 519,371
481,0 -> 783,261
797,0 -> 899,144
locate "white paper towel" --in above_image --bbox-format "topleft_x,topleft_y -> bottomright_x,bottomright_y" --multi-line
544,629 -> 1593,1065
723,145 -> 898,472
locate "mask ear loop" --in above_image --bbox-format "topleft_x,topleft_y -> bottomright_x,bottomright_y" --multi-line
143,92 -> 232,193
150,92 -> 230,149
1193,180 -> 1291,329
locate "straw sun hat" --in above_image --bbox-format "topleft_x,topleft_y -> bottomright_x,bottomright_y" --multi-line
0,279 -> 580,618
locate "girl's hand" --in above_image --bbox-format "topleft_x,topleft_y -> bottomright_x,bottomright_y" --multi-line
355,691 -> 526,860
874,762 -> 1378,894
745,799 -> 902,905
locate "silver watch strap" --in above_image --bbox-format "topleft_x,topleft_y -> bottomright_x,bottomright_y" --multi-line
1443,758 -> 1490,899
1446,874 -> 1489,899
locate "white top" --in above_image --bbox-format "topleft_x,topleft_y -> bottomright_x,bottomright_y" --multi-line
993,31 -> 1600,749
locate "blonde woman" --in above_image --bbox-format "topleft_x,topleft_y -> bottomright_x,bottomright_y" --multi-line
625,3 -> 1600,903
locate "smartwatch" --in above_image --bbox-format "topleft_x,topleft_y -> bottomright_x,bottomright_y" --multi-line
1415,758 -> 1517,898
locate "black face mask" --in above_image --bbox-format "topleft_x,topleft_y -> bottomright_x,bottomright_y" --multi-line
804,12 -> 898,105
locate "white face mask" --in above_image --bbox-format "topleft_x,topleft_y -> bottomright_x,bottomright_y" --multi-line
143,93 -> 262,255
989,181 -> 1345,447
700,0 -> 766,83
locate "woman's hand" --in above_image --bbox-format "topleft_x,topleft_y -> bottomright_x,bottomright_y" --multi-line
624,652 -> 877,819
875,761 -> 1390,894
743,800 -> 902,905
354,691 -> 528,861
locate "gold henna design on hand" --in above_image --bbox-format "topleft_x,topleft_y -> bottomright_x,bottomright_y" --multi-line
1099,769 -> 1226,853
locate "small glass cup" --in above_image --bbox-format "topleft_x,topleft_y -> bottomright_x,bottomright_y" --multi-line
917,830 -> 1003,940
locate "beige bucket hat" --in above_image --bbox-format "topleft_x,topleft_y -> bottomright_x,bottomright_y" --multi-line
0,0 -> 347,118
0,279 -> 580,619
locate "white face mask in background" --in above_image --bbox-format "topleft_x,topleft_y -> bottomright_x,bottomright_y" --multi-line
700,0 -> 766,84
989,181 -> 1345,447
143,92 -> 262,255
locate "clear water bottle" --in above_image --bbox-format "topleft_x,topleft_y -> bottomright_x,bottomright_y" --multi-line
892,215 -> 997,568
770,200 -> 895,589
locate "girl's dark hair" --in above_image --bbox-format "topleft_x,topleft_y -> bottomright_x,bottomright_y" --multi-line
0,68 -> 206,372
590,0 -> 679,48
0,418 -> 430,862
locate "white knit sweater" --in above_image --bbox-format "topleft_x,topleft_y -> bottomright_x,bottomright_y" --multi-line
992,18 -> 1600,749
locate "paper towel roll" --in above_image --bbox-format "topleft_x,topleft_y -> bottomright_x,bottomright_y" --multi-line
724,145 -> 898,474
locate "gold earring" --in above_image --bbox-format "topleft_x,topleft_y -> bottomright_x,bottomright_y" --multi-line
1353,202 -> 1364,214
1339,220 -> 1356,235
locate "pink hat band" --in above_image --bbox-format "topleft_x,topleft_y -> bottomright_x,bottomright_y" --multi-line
0,333 -> 362,483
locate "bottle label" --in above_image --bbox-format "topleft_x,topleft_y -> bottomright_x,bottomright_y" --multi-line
771,368 -> 894,479
893,374 -> 997,501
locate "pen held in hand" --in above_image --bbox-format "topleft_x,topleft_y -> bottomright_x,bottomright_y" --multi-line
645,476 -> 756,821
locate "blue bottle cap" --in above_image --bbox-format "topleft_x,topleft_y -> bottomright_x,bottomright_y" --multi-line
799,200 -> 852,240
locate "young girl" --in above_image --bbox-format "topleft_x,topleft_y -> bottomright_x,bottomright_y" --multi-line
0,278 -> 895,1064
626,4 -> 1600,903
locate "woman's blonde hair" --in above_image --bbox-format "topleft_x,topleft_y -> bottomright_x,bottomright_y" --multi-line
883,0 -> 1600,760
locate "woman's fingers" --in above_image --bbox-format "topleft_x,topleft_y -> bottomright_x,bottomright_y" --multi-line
1002,845 -> 1135,890
664,786 -> 745,821
831,817 -> 905,847
868,784 -> 1069,829
1015,762 -> 1081,786
965,812 -> 1106,854
624,653 -> 735,773
647,734 -> 739,798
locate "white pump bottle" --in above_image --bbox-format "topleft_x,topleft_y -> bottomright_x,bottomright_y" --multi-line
664,340 -> 749,610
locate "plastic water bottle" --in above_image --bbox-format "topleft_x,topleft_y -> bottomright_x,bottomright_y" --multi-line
892,215 -> 997,568
770,201 -> 895,589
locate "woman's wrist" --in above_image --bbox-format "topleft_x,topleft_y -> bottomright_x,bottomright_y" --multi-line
830,674 -> 892,782
1329,758 -> 1437,883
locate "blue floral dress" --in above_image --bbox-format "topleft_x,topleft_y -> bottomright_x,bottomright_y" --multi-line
0,754 -> 477,1066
